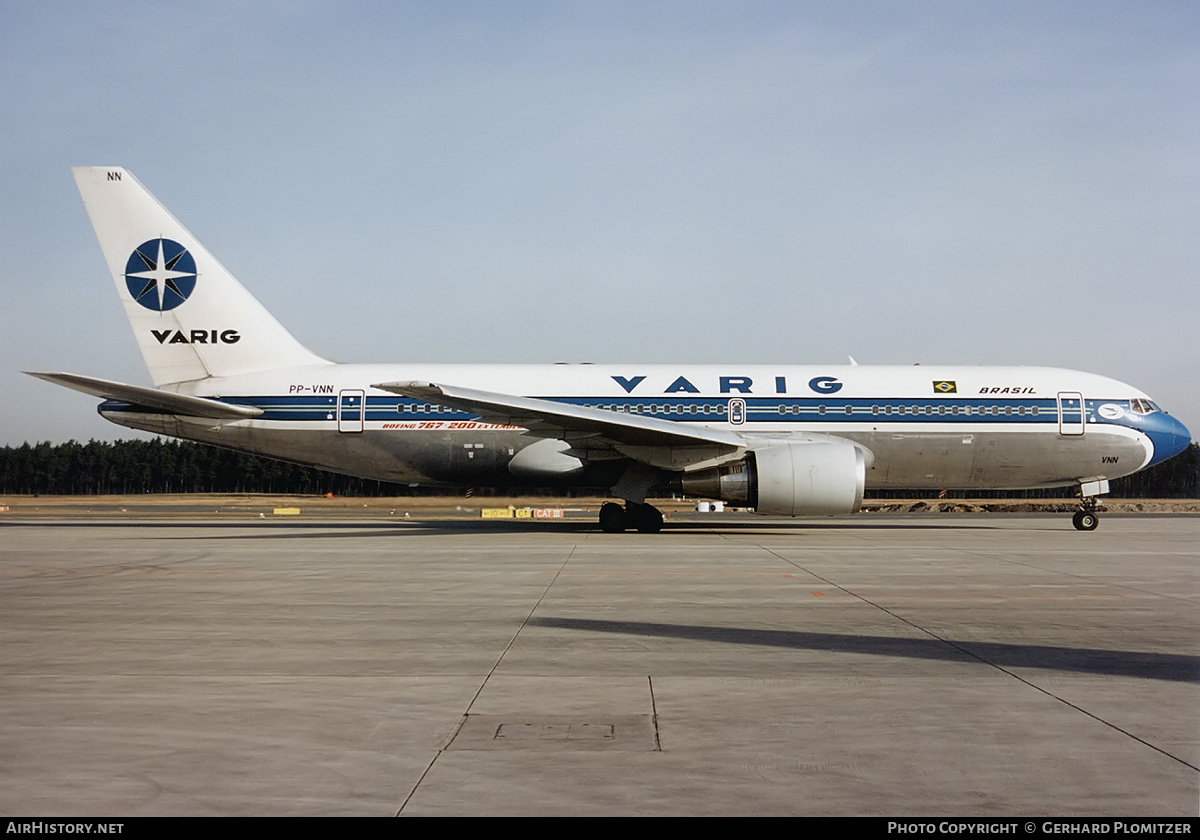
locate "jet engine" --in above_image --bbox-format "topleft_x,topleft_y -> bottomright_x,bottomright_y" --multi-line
679,441 -> 867,516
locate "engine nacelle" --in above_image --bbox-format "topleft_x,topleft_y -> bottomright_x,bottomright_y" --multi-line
680,441 -> 866,517
752,442 -> 866,516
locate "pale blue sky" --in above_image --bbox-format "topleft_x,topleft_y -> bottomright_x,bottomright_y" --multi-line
3,1 -> 1197,444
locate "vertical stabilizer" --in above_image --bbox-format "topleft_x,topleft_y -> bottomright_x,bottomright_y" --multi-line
73,167 -> 330,386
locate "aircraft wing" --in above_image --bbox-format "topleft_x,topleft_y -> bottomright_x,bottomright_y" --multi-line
25,372 -> 264,420
373,380 -> 746,470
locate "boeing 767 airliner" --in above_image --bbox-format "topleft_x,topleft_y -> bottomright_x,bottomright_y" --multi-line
27,167 -> 1192,531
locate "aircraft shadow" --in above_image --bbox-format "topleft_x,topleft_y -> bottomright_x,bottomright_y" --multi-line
529,617 -> 1200,684
3,518 -> 1017,538
139,518 -> 1012,539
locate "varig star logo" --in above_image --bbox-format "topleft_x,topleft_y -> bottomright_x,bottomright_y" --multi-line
932,380 -> 957,394
124,238 -> 197,311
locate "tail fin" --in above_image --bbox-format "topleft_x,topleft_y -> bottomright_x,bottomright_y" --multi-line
73,167 -> 329,386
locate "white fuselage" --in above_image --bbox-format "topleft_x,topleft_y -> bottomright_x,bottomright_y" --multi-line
100,362 -> 1173,492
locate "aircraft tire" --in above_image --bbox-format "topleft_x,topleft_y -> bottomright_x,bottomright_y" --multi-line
599,502 -> 627,533
630,503 -> 664,534
1072,511 -> 1099,531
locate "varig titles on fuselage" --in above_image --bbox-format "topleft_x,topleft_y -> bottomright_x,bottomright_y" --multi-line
610,375 -> 1045,397
612,374 -> 843,395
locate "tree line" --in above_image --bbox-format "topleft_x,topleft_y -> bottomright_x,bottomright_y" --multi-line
0,439 -> 403,496
0,438 -> 1195,498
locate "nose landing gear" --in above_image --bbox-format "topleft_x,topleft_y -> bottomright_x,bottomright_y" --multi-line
1072,479 -> 1108,531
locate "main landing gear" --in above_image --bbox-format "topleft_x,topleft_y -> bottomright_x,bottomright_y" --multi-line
599,501 -> 664,533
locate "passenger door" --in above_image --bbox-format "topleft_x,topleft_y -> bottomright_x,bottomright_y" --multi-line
1057,392 -> 1084,436
337,389 -> 365,433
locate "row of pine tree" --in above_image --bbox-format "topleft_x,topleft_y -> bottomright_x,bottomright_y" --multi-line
0,438 -> 1195,498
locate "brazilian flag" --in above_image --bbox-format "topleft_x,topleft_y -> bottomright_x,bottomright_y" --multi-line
932,380 -> 957,394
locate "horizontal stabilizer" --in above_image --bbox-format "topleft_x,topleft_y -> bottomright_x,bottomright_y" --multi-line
25,372 -> 263,420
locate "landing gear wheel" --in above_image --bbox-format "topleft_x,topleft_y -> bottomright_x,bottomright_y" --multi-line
599,501 -> 663,533
599,502 -> 627,533
628,502 -> 664,534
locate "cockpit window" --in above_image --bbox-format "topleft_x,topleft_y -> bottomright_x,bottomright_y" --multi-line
1130,399 -> 1160,415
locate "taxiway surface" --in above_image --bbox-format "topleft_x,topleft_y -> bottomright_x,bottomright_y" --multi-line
1,514 -> 1196,815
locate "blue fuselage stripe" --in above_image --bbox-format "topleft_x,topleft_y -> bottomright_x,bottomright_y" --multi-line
204,395 -> 1146,430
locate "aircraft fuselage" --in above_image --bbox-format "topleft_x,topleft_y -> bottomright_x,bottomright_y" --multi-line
98,362 -> 1182,492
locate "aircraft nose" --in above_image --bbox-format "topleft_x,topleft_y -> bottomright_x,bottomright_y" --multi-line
1144,412 -> 1192,466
